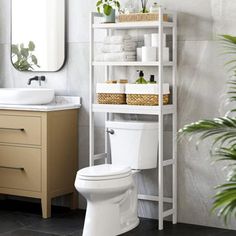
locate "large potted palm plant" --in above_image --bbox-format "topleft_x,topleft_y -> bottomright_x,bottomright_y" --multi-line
180,35 -> 236,224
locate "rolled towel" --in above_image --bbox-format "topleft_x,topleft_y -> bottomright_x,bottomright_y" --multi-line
95,52 -> 136,61
101,44 -> 137,53
104,35 -> 132,44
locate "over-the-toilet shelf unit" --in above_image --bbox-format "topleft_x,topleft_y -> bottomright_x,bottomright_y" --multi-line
89,8 -> 177,231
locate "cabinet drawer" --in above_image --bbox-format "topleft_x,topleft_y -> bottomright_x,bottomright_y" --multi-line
0,115 -> 41,145
0,145 -> 41,192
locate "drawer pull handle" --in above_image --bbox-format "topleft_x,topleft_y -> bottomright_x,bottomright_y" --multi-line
0,128 -> 25,132
0,166 -> 24,171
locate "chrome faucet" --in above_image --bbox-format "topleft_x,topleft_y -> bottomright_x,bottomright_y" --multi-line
28,76 -> 46,86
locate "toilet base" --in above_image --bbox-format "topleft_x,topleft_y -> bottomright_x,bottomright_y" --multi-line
75,165 -> 139,236
119,218 -> 140,235
82,201 -> 139,236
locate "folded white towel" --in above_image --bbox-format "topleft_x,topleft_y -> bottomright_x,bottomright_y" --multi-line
104,35 -> 132,44
124,42 -> 137,47
101,44 -> 137,53
95,52 -> 136,62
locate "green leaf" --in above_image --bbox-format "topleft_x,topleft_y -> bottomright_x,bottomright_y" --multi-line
220,35 -> 236,44
20,48 -> 29,58
31,55 -> 38,65
211,184 -> 236,224
115,1 -> 120,8
28,41 -> 35,51
96,0 -> 103,7
11,44 -> 19,55
103,4 -> 112,16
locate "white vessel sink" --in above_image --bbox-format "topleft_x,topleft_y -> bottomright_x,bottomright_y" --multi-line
0,88 -> 55,105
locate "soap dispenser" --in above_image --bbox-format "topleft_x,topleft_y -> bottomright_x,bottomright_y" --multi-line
149,75 -> 157,84
150,2 -> 160,13
135,70 -> 147,84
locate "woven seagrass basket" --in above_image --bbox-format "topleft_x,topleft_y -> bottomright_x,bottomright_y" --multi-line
97,93 -> 126,104
118,13 -> 168,23
126,94 -> 169,106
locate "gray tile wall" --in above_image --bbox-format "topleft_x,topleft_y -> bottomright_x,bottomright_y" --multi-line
0,0 -> 236,230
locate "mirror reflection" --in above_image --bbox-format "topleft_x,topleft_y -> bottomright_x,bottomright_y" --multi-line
11,0 -> 65,72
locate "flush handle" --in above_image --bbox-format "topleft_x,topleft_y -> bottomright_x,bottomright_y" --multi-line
106,129 -> 114,135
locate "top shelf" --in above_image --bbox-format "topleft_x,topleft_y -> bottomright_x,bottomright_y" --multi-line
93,21 -> 174,30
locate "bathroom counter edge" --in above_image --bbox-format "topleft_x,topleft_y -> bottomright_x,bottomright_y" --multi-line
0,96 -> 81,112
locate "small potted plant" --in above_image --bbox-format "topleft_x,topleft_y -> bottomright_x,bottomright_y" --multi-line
96,0 -> 120,23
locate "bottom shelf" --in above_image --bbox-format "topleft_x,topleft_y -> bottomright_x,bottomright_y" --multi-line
92,104 -> 175,115
138,194 -> 173,203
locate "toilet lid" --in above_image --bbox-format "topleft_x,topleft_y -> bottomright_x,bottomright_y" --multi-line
78,164 -> 131,180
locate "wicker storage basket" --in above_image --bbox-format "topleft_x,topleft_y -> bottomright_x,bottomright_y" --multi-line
97,93 -> 126,104
127,94 -> 169,106
118,13 -> 168,22
96,83 -> 126,104
126,83 -> 170,106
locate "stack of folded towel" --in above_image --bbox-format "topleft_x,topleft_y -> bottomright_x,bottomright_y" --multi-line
96,35 -> 137,62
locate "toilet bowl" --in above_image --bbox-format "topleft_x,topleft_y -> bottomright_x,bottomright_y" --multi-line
75,121 -> 158,236
75,164 -> 139,236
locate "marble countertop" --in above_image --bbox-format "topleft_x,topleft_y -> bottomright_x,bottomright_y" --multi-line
0,96 -> 81,112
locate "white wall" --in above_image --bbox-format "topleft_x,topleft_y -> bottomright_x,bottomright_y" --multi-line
0,0 -> 236,230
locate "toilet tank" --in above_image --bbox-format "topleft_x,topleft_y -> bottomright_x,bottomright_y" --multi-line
106,121 -> 158,170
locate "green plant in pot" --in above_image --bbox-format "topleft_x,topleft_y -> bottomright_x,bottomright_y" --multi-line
179,35 -> 236,224
96,0 -> 120,23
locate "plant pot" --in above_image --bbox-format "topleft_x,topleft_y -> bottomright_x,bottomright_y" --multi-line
104,9 -> 116,23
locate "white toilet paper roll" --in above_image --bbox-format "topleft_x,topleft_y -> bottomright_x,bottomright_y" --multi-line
136,48 -> 142,61
151,33 -> 166,47
156,47 -> 170,62
144,34 -> 152,47
142,47 -> 157,62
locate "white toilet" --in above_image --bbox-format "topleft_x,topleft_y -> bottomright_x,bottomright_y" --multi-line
75,121 -> 159,236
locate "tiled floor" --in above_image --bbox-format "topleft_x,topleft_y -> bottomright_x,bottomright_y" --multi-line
0,200 -> 235,236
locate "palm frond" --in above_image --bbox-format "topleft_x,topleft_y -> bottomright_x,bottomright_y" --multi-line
212,179 -> 236,224
179,117 -> 236,148
214,147 -> 236,162
219,35 -> 236,80
219,35 -> 236,44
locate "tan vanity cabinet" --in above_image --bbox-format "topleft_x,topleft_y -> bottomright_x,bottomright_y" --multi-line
0,109 -> 78,218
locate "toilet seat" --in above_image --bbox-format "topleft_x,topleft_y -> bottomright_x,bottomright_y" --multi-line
77,164 -> 131,181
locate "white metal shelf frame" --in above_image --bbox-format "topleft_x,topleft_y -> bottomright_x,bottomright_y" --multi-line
89,8 -> 177,231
